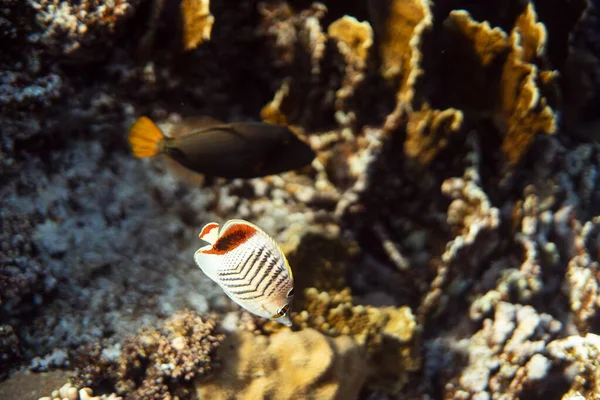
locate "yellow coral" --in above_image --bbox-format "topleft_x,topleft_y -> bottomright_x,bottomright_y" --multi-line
327,16 -> 373,64
260,80 -> 291,125
443,10 -> 508,66
196,328 -> 368,400
444,6 -> 557,167
499,27 -> 557,166
293,288 -> 420,394
328,15 -> 374,114
181,0 -> 214,51
404,105 -> 464,165
369,0 -> 432,118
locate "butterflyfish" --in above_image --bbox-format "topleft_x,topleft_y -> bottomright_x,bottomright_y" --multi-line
128,116 -> 316,179
194,219 -> 295,326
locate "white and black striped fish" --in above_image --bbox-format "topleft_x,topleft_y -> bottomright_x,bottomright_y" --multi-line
194,219 -> 295,326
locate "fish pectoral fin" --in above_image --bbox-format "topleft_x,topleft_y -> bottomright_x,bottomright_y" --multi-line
194,248 -> 222,281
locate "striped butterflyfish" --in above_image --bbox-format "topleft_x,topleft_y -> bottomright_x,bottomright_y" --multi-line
128,116 -> 316,179
194,219 -> 295,326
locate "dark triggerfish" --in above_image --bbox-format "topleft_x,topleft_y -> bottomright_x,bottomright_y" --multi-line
128,116 -> 316,179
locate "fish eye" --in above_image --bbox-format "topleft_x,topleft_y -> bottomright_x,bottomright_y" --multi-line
270,303 -> 290,319
287,288 -> 294,297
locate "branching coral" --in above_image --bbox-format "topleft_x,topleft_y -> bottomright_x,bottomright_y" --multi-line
547,333 -> 600,399
26,0 -> 139,57
445,302 -> 562,399
564,216 -> 600,333
420,132 -> 500,321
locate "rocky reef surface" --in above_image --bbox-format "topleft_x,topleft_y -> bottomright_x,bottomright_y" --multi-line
1,0 -> 600,399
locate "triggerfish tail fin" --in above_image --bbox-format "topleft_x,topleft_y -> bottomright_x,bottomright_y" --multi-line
199,222 -> 220,245
128,116 -> 165,158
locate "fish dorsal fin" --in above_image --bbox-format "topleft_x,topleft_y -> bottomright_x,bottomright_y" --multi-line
169,116 -> 225,138
199,222 -> 220,245
202,219 -> 259,255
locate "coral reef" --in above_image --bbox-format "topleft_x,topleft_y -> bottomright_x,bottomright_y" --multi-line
1,0 -> 600,399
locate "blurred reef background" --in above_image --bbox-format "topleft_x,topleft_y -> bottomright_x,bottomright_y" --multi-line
1,0 -> 600,399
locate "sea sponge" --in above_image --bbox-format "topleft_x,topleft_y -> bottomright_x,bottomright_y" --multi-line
196,328 -> 368,400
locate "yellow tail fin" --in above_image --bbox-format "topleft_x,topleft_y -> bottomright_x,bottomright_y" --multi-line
128,116 -> 165,158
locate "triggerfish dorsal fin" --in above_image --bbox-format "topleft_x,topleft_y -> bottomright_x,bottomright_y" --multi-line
198,222 -> 220,245
128,116 -> 165,158
169,116 -> 225,138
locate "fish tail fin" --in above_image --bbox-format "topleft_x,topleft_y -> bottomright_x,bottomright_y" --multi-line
199,222 -> 220,245
128,116 -> 165,158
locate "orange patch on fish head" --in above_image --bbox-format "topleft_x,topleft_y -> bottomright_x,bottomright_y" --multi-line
204,223 -> 257,255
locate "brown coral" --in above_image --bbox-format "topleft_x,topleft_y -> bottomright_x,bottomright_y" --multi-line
75,310 -> 224,400
196,328 -> 368,400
